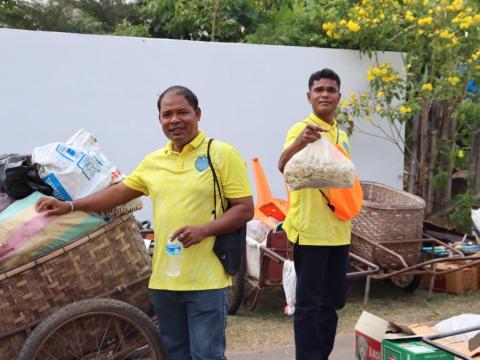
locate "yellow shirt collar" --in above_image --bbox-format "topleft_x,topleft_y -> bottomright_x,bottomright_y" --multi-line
166,130 -> 206,154
308,113 -> 337,133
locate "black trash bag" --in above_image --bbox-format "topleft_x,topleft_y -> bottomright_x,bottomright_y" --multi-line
0,154 -> 53,199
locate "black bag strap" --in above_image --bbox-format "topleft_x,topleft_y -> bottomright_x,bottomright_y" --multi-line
207,139 -> 226,219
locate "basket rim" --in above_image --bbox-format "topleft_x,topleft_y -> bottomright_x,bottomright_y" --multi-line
0,214 -> 132,280
360,181 -> 426,210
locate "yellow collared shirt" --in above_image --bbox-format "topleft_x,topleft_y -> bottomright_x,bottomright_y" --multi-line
123,131 -> 252,290
282,114 -> 352,246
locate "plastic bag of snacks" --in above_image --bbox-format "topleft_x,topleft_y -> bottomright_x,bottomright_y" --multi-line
284,137 -> 356,190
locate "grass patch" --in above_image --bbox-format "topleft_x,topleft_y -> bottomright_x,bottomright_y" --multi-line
226,279 -> 480,352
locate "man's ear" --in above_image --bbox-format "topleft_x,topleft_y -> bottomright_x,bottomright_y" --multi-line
195,107 -> 202,122
307,91 -> 312,104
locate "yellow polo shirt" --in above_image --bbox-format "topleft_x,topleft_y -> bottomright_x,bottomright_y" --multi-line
282,113 -> 352,246
123,131 -> 252,290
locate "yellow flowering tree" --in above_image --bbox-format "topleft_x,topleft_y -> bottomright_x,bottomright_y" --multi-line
322,0 -> 480,230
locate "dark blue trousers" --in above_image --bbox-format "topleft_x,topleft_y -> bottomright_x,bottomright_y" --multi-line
293,244 -> 350,360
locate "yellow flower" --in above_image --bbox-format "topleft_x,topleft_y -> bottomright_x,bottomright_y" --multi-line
474,14 -> 480,22
377,91 -> 384,97
340,99 -> 350,109
400,106 -> 412,113
406,10 -> 415,22
448,76 -> 461,85
418,17 -> 432,26
423,0 -> 429,4
451,37 -> 459,46
418,29 -> 425,35
339,19 -> 347,25
392,14 -> 398,22
367,70 -> 374,81
471,50 -> 480,61
382,74 -> 399,83
439,30 -> 453,39
460,16 -> 473,29
422,83 -> 433,91
322,22 -> 336,32
372,67 -> 382,76
453,0 -> 463,11
347,20 -> 361,32
457,149 -> 464,158
375,104 -> 382,112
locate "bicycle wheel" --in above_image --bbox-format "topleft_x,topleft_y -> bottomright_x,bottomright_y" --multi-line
19,298 -> 166,360
228,252 -> 246,315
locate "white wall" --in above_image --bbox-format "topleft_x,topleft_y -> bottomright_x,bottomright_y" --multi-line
0,29 -> 404,221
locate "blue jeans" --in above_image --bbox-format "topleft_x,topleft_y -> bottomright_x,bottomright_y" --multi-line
149,288 -> 228,360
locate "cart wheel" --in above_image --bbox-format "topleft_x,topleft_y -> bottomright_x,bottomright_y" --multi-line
388,274 -> 422,293
19,298 -> 166,360
228,252 -> 246,315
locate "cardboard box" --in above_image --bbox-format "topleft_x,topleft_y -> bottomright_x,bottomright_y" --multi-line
355,312 -> 411,360
382,339 -> 453,360
409,324 -> 480,359
355,312 -> 480,360
422,263 -> 478,295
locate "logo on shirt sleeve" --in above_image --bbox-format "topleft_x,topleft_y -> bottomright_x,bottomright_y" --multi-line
195,155 -> 210,172
342,141 -> 350,155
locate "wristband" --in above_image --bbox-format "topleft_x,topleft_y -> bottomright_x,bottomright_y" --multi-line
66,201 -> 74,213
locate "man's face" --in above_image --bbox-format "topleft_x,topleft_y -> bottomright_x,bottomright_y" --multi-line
159,92 -> 200,148
307,78 -> 341,118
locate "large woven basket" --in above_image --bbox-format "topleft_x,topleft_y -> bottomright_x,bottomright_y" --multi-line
0,213 -> 151,360
351,182 -> 426,269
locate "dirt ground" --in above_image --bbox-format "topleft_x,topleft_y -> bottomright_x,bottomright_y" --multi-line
226,278 -> 480,352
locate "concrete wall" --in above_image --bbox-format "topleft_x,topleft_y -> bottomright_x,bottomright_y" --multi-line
0,29 -> 404,221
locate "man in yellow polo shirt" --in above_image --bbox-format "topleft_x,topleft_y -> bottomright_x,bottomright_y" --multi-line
278,69 -> 351,360
36,85 -> 254,360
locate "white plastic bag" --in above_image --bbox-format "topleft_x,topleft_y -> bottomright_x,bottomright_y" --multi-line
246,219 -> 271,243
282,260 -> 296,316
472,209 -> 480,237
434,314 -> 480,342
284,137 -> 356,190
32,129 -> 142,215
32,129 -> 122,201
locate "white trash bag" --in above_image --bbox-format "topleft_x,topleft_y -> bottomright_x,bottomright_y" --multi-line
472,209 -> 480,237
32,129 -> 142,214
284,137 -> 356,191
282,260 -> 297,316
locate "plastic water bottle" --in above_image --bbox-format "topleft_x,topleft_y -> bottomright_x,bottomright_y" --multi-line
166,237 -> 182,277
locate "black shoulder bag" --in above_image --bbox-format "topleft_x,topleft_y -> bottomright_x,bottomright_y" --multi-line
207,139 -> 246,275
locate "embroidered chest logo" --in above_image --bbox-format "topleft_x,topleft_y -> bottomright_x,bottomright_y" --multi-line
195,155 -> 210,172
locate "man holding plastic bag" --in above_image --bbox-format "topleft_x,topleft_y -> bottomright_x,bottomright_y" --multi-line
278,69 -> 354,360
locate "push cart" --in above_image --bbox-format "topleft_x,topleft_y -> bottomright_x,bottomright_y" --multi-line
0,214 -> 166,359
231,181 -> 480,312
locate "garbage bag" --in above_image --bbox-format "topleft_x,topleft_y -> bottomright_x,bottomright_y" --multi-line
284,137 -> 356,191
32,129 -> 142,215
282,260 -> 296,315
0,154 -> 53,199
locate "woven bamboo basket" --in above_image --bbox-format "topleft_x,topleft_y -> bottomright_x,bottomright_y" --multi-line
0,213 -> 151,360
351,182 -> 426,269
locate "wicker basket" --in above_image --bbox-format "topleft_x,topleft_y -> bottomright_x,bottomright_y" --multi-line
0,214 -> 151,360
351,182 -> 426,269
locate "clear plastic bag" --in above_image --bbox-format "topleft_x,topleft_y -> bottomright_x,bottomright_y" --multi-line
284,137 -> 356,190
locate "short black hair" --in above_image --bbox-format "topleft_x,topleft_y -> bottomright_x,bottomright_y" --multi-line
157,85 -> 199,112
308,69 -> 341,89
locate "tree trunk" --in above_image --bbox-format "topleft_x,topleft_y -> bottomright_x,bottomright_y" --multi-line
426,101 -> 441,214
407,114 -> 420,193
470,123 -> 480,193
418,101 -> 431,199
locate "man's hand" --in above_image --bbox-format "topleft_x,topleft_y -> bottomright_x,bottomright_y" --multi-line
278,124 -> 328,173
171,225 -> 208,248
299,124 -> 327,146
35,197 -> 71,216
